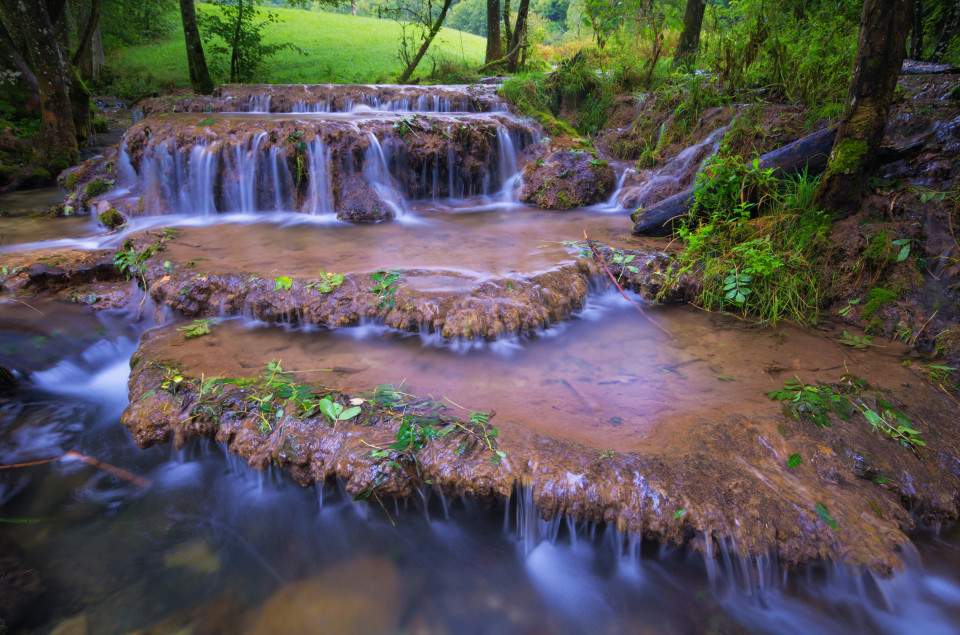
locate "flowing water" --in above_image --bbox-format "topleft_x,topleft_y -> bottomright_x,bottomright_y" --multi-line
2,87 -> 960,633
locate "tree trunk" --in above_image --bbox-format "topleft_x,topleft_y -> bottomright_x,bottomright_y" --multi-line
673,0 -> 706,70
485,0 -> 501,64
80,23 -> 104,82
0,21 -> 40,114
351,0 -> 357,16
505,0 -> 529,71
71,0 -> 99,68
502,0 -> 512,46
814,0 -> 914,217
910,0 -> 924,59
3,0 -> 78,172
931,0 -> 960,63
397,0 -> 454,83
179,0 -> 214,94
230,0 -> 244,83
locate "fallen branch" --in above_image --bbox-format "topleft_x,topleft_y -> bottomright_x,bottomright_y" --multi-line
583,230 -> 673,338
0,451 -> 151,487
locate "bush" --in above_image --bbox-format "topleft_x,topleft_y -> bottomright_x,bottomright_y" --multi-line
668,156 -> 830,324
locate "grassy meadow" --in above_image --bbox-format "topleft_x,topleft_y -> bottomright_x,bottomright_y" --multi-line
106,6 -> 488,95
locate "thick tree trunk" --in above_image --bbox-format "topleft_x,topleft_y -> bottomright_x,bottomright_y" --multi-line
505,0 -> 529,71
673,0 -> 706,70
930,0 -> 960,63
351,0 -> 356,16
0,21 -> 40,114
179,0 -> 214,94
485,0 -> 502,64
814,0 -> 914,217
910,0 -> 924,59
632,128 -> 923,235
397,0 -> 454,83
3,0 -> 78,173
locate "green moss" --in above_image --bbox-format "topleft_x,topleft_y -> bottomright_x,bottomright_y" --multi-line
85,177 -> 112,198
825,138 -> 868,177
863,231 -> 897,267
91,119 -> 109,134
60,172 -> 79,191
98,208 -> 125,230
861,286 -> 899,320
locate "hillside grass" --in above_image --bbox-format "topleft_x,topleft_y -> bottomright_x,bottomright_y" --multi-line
105,6 -> 488,96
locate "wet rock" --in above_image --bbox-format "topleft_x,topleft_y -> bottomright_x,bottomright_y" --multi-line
121,323 -> 960,575
49,614 -> 87,635
246,558 -> 402,635
519,150 -> 615,210
0,533 -> 44,626
163,540 -> 221,575
336,172 -> 395,221
28,263 -> 68,287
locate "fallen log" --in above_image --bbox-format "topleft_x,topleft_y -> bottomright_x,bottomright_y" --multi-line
632,127 -> 924,236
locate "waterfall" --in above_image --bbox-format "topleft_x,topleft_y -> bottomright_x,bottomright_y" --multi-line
304,138 -> 334,215
496,127 -> 520,202
186,140 -> 218,216
364,134 -> 405,217
116,138 -> 138,186
270,147 -> 293,211
236,133 -> 267,213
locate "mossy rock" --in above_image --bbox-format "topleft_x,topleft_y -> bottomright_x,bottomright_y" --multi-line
85,177 -> 113,198
861,286 -> 899,320
98,207 -> 125,230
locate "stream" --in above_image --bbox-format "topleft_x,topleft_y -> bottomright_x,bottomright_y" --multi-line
2,85 -> 960,633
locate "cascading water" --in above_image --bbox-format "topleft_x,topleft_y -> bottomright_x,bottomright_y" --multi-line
364,133 -> 406,217
304,138 -> 335,215
185,140 -> 218,216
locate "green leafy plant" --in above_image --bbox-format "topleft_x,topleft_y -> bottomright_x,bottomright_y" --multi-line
114,243 -> 159,281
306,270 -> 344,293
177,318 -> 218,339
838,330 -> 876,349
370,269 -> 402,309
315,396 -> 361,425
815,502 -> 838,530
787,453 -> 802,468
273,276 -> 293,291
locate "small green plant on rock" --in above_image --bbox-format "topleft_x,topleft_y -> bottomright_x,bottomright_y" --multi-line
273,276 -> 293,291
306,270 -> 343,293
370,269 -> 402,309
177,318 -> 218,339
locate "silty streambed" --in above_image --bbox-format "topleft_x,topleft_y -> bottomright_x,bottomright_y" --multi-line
2,84 -> 960,632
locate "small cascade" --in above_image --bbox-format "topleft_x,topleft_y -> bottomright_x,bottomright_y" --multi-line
116,138 -> 138,187
304,138 -> 335,215
235,132 -> 267,213
269,146 -> 294,211
248,93 -> 272,113
364,134 -> 405,217
495,127 -> 520,202
185,141 -> 218,216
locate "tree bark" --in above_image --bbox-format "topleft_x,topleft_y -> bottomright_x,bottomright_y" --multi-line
179,0 -> 214,94
814,0 -> 914,217
397,0 -> 454,83
0,21 -> 40,114
230,0 -> 244,83
1,0 -> 78,173
930,0 -> 960,63
485,0 -> 501,64
502,0 -> 512,46
910,0 -> 924,59
673,0 -> 706,70
505,0 -> 529,71
71,0 -> 99,67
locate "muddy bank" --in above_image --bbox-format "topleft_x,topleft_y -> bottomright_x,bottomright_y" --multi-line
121,315 -> 960,574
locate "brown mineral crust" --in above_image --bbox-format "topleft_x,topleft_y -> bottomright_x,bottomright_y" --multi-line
121,323 -> 960,576
519,150 -> 616,210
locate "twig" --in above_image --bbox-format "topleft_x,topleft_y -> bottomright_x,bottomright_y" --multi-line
0,451 -> 151,487
583,230 -> 673,338
15,299 -> 45,315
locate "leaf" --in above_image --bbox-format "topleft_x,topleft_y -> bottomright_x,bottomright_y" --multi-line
897,245 -> 910,262
717,374 -> 736,382
316,398 -> 342,423
339,406 -> 362,421
352,490 -> 372,501
814,502 -> 838,530
787,453 -> 802,468
673,509 -> 687,520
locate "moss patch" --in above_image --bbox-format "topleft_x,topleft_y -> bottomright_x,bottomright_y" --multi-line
825,138 -> 868,178
85,177 -> 113,198
861,287 -> 899,320
98,208 -> 125,230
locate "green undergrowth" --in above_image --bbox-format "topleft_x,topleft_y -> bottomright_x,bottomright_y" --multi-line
143,361 -> 503,474
666,156 -> 830,324
770,374 -> 926,456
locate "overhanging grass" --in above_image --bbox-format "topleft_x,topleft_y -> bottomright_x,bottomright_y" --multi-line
105,6 -> 487,95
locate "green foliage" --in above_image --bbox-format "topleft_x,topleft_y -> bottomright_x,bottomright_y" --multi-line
315,396 -> 362,424
305,270 -> 344,293
861,287 -> 899,320
199,0 -> 298,83
273,276 -> 293,291
370,269 -> 402,309
705,0 -> 859,118
114,243 -> 159,281
770,375 -> 926,455
838,331 -> 876,349
787,453 -> 802,468
97,208 -> 125,230
177,319 -> 218,339
814,502 -> 838,530
85,178 -> 114,198
669,156 -> 828,324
